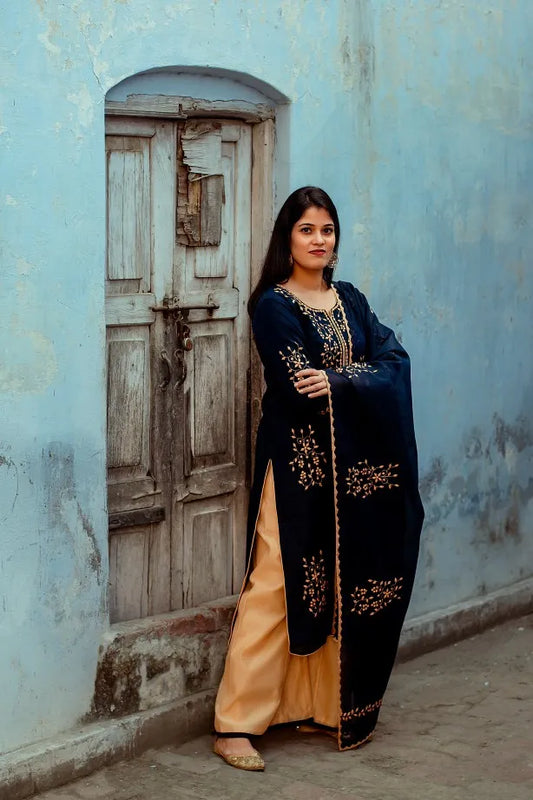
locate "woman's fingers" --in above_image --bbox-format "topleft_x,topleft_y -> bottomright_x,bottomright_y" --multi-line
294,368 -> 328,397
307,386 -> 328,398
295,368 -> 321,385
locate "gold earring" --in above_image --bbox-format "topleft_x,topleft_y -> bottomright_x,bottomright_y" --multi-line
328,252 -> 338,268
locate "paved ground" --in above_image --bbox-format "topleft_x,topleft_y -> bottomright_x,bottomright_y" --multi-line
36,615 -> 533,800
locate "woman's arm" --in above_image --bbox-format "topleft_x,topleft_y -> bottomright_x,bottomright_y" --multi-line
252,294 -> 329,413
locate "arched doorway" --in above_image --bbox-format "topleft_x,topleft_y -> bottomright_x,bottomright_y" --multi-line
104,69 -> 280,622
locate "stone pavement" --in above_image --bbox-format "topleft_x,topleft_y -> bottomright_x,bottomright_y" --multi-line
35,615 -> 533,800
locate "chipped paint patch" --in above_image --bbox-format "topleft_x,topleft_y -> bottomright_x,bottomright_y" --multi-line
67,84 -> 95,128
0,318 -> 57,394
493,414 -> 531,457
42,443 -> 103,584
5,195 -> 18,206
16,257 -> 34,276
421,414 -> 533,532
38,21 -> 61,55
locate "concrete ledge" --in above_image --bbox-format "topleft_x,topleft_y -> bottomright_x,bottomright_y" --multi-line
0,689 -> 216,800
91,597 -> 235,719
1,577 -> 532,800
398,576 -> 533,661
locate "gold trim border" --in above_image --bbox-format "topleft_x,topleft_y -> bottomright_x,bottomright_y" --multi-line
324,374 -> 343,750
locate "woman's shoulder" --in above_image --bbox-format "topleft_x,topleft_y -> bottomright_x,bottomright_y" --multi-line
254,285 -> 298,314
252,285 -> 302,329
334,280 -> 368,308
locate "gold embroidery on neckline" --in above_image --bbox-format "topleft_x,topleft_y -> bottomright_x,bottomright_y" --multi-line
350,577 -> 404,616
273,285 -> 352,370
345,460 -> 400,499
289,425 -> 326,490
302,550 -> 328,617
273,284 -> 339,312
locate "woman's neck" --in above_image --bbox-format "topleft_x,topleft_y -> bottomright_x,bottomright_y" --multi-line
285,265 -> 328,294
280,267 -> 336,311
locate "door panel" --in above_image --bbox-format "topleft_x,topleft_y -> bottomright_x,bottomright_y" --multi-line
106,330 -> 150,471
109,529 -> 148,621
188,323 -> 234,469
183,496 -> 233,607
106,136 -> 151,288
193,333 -> 230,457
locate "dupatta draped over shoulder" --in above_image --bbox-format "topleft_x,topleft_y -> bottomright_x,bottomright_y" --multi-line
246,280 -> 424,751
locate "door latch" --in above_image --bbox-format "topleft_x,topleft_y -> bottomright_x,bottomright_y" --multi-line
151,293 -> 219,316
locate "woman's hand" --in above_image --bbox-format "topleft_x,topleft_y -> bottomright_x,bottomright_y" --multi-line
294,368 -> 329,398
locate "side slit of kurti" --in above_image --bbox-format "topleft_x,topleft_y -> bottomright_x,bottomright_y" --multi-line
227,458 -> 273,642
215,460 -> 340,735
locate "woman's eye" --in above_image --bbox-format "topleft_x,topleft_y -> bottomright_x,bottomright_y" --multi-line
324,228 -> 334,235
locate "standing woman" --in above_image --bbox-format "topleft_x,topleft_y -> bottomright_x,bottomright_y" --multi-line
213,187 -> 424,770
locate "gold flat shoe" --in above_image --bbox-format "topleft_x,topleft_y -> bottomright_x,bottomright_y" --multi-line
213,744 -> 265,772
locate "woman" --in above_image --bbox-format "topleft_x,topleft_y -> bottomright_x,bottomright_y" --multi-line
213,187 -> 424,770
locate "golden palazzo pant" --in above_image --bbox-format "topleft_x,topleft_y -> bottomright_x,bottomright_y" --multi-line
214,462 -> 339,735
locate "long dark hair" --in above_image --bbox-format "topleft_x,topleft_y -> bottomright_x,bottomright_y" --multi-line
248,186 -> 340,317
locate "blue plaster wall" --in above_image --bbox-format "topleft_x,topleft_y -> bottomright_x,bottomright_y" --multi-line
358,2 -> 533,616
0,0 -> 531,753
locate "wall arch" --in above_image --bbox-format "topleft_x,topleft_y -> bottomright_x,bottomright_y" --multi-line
105,65 -> 290,203
106,65 -> 289,106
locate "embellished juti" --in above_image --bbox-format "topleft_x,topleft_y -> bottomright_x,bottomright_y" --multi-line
214,280 -> 424,751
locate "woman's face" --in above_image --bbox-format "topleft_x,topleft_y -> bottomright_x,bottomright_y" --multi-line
289,205 -> 336,273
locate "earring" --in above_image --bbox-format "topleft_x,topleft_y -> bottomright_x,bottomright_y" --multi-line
328,252 -> 338,269
289,254 -> 294,267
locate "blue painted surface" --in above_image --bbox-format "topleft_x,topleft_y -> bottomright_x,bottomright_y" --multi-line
0,0 -> 532,753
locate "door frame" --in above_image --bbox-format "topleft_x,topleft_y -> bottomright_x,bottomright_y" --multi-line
104,94 -> 274,615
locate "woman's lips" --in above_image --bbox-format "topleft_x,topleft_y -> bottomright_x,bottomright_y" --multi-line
309,250 -> 326,255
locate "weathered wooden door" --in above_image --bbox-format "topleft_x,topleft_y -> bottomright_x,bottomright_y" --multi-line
105,116 -> 252,622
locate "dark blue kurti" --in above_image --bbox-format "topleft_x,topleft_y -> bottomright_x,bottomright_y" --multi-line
247,279 -> 424,750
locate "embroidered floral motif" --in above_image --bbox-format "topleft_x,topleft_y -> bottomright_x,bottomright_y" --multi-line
302,550 -> 328,617
321,338 -> 344,370
340,699 -> 383,721
350,577 -> 403,616
273,285 -> 352,369
345,460 -> 399,499
289,426 -> 326,490
336,356 -> 378,378
279,343 -> 310,380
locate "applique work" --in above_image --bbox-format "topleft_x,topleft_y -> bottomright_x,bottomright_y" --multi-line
345,460 -> 399,499
302,551 -> 328,617
350,577 -> 403,616
289,425 -> 326,490
279,343 -> 310,380
340,699 -> 383,721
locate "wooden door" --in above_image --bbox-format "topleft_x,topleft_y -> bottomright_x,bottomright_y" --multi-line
105,116 -> 252,622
